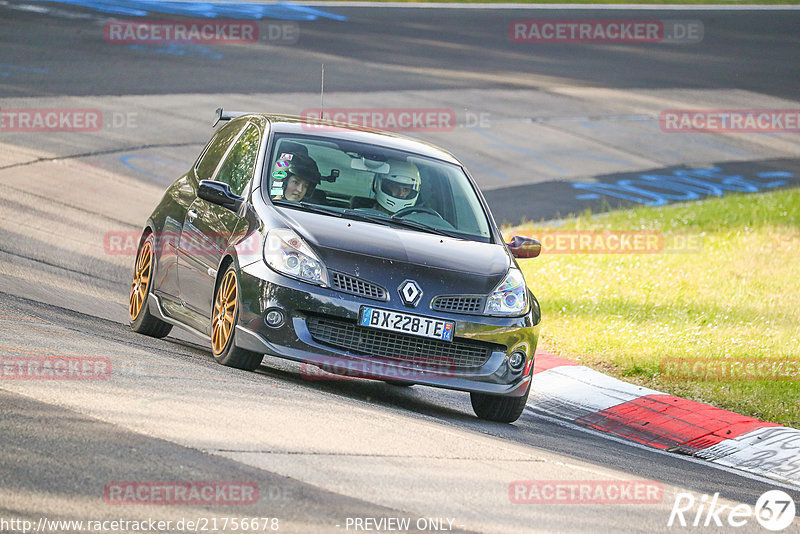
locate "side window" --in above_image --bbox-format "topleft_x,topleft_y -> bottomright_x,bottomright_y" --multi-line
216,124 -> 260,197
195,121 -> 245,181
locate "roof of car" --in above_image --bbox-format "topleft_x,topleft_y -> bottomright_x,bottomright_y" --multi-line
231,113 -> 462,166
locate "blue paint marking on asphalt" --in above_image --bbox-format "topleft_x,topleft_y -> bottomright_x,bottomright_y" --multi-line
126,43 -> 223,59
0,64 -> 50,77
753,171 -> 789,188
756,171 -> 793,178
37,0 -> 148,15
271,2 -> 348,21
27,0 -> 348,21
121,154 -> 186,180
573,167 -> 794,207
756,171 -> 792,189
0,64 -> 50,73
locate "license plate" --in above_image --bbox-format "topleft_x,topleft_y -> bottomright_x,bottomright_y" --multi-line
360,307 -> 454,342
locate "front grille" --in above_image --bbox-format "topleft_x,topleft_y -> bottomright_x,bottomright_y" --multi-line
330,272 -> 387,301
306,316 -> 494,369
431,295 -> 484,314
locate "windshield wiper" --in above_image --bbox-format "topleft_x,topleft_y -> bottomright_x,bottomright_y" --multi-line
339,209 -> 393,226
272,199 -> 343,218
342,207 -> 460,238
387,217 -> 463,239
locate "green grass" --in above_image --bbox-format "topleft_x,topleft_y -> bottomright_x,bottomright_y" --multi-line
510,189 -> 800,428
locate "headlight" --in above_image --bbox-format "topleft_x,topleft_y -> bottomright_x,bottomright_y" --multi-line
264,228 -> 329,286
485,269 -> 528,316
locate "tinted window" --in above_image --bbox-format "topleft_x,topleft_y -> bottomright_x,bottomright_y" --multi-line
264,135 -> 492,242
195,121 -> 244,181
216,123 -> 260,196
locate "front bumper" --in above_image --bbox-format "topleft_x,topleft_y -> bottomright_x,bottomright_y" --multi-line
235,262 -> 541,396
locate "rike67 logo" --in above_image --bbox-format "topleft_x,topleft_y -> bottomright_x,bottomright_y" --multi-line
668,490 -> 796,531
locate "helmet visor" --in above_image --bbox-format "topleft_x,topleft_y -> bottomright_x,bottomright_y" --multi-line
380,175 -> 419,200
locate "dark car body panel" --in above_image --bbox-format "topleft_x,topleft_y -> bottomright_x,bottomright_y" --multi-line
281,209 -> 510,278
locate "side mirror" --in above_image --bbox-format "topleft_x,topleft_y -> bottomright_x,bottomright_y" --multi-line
198,180 -> 244,212
506,235 -> 541,259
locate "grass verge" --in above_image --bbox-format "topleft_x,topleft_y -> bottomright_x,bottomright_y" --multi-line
510,188 -> 800,428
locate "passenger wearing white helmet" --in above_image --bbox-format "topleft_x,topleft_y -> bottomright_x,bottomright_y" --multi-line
372,160 -> 421,215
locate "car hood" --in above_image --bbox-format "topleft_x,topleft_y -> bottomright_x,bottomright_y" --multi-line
276,208 -> 511,293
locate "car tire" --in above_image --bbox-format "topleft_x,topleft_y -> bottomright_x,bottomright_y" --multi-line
211,265 -> 263,371
470,381 -> 531,423
130,233 -> 173,338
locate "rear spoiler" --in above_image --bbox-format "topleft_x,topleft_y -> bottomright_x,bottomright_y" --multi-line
213,108 -> 252,127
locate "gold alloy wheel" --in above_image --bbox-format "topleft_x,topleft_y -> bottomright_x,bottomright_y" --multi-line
212,270 -> 238,355
129,240 -> 152,321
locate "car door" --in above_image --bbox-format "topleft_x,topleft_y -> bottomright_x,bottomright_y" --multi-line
177,121 -> 261,331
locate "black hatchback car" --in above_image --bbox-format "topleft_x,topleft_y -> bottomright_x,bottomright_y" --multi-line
129,110 -> 542,422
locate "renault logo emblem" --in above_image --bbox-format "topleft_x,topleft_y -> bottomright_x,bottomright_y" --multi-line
398,280 -> 422,307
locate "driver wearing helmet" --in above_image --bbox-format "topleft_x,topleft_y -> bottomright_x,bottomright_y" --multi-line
272,153 -> 322,202
372,160 -> 421,215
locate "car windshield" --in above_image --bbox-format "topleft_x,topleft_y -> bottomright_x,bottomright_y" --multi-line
263,134 -> 493,243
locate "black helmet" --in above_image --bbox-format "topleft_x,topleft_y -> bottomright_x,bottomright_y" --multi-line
284,153 -> 321,185
271,152 -> 322,200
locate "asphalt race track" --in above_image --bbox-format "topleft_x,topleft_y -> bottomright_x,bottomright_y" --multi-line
1,1 -> 799,532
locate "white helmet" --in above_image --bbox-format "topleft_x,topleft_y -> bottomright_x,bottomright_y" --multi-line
373,160 -> 421,214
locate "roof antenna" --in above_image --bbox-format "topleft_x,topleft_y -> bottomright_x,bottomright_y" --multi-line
320,63 -> 325,118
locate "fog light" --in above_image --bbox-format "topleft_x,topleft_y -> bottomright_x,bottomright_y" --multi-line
265,309 -> 285,328
508,351 -> 525,372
